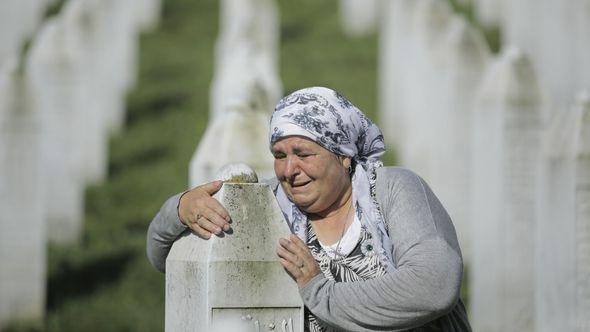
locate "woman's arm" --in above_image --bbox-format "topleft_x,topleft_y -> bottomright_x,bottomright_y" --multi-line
147,179 -> 277,273
146,192 -> 188,273
146,181 -> 231,272
299,167 -> 464,331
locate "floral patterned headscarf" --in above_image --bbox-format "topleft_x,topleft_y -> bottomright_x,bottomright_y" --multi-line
269,86 -> 396,272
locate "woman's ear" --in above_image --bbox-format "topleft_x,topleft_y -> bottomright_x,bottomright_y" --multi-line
342,156 -> 352,169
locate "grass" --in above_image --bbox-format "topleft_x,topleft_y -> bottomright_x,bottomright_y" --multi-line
5,0 -> 479,330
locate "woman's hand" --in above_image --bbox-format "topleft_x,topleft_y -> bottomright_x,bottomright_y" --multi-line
178,180 -> 231,239
277,234 -> 321,288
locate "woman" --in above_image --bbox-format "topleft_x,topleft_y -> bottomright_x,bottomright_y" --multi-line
147,87 -> 471,331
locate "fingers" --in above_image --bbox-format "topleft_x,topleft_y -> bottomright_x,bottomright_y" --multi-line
178,180 -> 232,239
277,236 -> 321,288
199,180 -> 223,195
280,235 -> 312,261
205,197 -> 231,229
276,242 -> 302,267
278,257 -> 302,279
190,223 -> 212,240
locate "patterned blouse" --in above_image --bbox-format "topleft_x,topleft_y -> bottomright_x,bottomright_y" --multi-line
305,221 -> 389,332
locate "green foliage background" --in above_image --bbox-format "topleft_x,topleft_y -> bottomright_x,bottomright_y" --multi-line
6,0 -> 485,330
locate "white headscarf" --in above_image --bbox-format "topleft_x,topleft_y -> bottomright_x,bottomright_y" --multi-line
269,87 -> 396,271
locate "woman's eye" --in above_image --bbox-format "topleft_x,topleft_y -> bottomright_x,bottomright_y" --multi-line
273,153 -> 286,159
298,153 -> 312,158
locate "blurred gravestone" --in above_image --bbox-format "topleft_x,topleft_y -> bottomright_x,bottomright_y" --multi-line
166,181 -> 303,332
339,0 -> 379,38
211,0 -> 281,119
431,16 -> 490,264
98,0 -> 140,132
0,57 -> 46,327
399,0 -> 452,183
536,92 -> 590,332
470,48 -> 543,332
378,0 -> 418,150
189,91 -> 275,188
63,0 -> 113,184
26,18 -> 86,244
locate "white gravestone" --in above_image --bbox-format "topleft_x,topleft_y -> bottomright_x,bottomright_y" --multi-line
399,0 -> 452,183
215,0 -> 279,72
27,18 -> 86,244
189,99 -> 275,188
98,0 -> 139,132
378,0 -> 418,150
211,0 -> 281,119
210,40 -> 282,120
536,92 -> 590,332
166,182 -> 303,332
63,0 -> 114,184
339,0 -> 379,38
470,48 -> 544,332
430,16 -> 490,265
0,57 -> 46,327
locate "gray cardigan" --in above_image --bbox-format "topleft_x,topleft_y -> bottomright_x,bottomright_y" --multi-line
146,167 -> 471,331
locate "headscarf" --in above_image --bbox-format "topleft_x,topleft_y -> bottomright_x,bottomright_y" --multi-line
269,86 -> 396,272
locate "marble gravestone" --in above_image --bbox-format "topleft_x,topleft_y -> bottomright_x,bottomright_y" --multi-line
378,0 -> 418,150
189,83 -> 276,188
97,0 -> 139,132
430,16 -> 490,265
470,48 -> 543,332
63,0 -> 113,184
0,57 -> 46,327
536,92 -> 590,332
166,174 -> 303,332
26,18 -> 86,244
399,0 -> 452,184
211,0 -> 281,120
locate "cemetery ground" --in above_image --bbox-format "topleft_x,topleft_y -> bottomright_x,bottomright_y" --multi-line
4,0 -> 478,330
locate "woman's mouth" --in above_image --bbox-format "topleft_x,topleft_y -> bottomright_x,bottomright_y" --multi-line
291,180 -> 311,190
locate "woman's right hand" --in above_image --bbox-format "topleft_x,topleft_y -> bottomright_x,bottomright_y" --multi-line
178,180 -> 231,239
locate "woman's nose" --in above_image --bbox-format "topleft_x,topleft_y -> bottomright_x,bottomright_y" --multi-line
284,155 -> 300,179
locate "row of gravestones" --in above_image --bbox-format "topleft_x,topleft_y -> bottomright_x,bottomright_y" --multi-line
0,0 -> 160,327
367,0 -> 590,331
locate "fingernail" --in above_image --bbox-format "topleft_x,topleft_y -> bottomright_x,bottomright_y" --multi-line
223,224 -> 230,231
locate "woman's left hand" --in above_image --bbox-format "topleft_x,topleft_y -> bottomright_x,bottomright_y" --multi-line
277,234 -> 321,289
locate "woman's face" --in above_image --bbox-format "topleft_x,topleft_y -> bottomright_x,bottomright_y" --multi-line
271,136 -> 351,215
